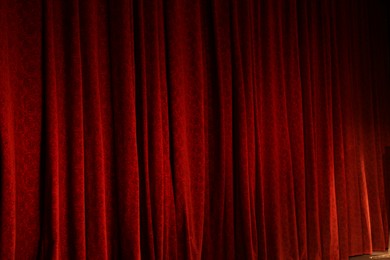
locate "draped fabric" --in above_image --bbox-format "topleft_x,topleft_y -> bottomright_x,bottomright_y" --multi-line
0,0 -> 389,259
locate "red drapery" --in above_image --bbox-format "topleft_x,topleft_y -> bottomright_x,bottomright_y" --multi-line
1,0 -> 390,259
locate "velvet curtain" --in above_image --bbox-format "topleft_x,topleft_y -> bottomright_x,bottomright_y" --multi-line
0,0 -> 389,259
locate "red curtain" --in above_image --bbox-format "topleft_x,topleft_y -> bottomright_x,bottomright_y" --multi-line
1,0 -> 390,259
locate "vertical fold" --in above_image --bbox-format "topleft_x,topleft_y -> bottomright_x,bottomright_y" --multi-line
349,0 -> 373,253
317,0 -> 340,258
296,0 -> 322,258
0,0 -> 43,258
64,2 -> 87,257
359,0 -> 388,251
0,0 -> 16,257
339,0 -> 369,255
257,0 -> 285,258
78,0 -> 110,257
278,0 -> 307,258
369,1 -> 390,248
230,0 -> 258,258
134,0 -> 155,257
329,0 -> 350,258
157,0 -> 178,257
252,0 -> 267,258
50,0 -> 87,257
41,0 -> 60,257
134,0 -> 177,258
107,0 -> 141,258
40,0 -> 88,258
163,0 -> 207,258
204,0 -> 235,259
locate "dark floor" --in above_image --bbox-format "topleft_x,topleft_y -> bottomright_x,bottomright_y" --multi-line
349,251 -> 390,259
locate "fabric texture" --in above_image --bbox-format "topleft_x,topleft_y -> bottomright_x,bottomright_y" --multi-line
0,0 -> 390,259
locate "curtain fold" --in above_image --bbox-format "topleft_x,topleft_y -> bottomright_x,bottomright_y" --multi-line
0,0 -> 389,259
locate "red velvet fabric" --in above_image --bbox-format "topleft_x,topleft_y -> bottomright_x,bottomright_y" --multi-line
0,0 -> 389,259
